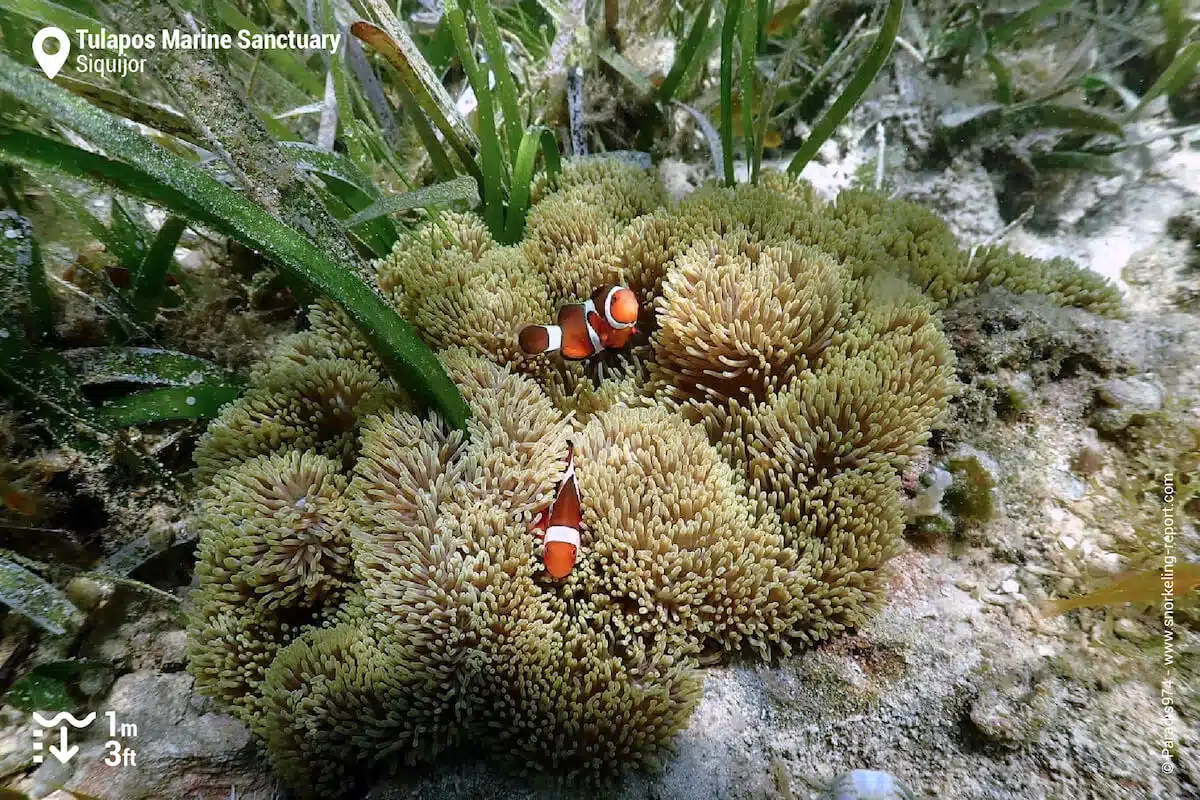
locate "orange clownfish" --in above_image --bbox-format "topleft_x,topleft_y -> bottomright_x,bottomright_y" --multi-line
530,441 -> 582,580
518,285 -> 639,360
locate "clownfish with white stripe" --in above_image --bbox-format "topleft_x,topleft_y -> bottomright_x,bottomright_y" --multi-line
518,285 -> 639,360
530,441 -> 582,580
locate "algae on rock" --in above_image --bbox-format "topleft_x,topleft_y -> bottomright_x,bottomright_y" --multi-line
187,160 -> 1121,797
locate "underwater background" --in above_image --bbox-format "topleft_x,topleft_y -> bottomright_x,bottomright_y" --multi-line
0,1 -> 1197,798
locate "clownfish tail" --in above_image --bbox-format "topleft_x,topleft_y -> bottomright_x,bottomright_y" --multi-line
519,324 -> 563,355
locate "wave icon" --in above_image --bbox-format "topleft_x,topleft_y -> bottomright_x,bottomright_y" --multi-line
32,712 -> 96,728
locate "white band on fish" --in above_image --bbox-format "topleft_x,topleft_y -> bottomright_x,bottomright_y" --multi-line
580,299 -> 603,353
544,525 -> 580,548
544,325 -> 562,352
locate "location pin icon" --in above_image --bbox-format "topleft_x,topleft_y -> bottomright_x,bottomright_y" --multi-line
32,27 -> 70,79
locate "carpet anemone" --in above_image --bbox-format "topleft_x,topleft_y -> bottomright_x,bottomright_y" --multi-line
188,160 -> 1121,797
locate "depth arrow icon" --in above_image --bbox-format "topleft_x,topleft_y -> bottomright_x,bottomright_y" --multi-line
48,726 -> 78,763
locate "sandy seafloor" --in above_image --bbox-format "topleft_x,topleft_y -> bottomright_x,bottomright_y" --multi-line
2,74 -> 1199,800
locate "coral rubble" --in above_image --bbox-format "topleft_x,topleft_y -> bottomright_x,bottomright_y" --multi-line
187,161 -> 1120,796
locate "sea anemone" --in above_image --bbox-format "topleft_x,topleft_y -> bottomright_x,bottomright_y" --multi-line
194,356 -> 400,481
188,159 -> 1120,797
648,235 -> 844,413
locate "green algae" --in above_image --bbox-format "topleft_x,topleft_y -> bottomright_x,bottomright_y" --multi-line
943,454 -> 998,528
